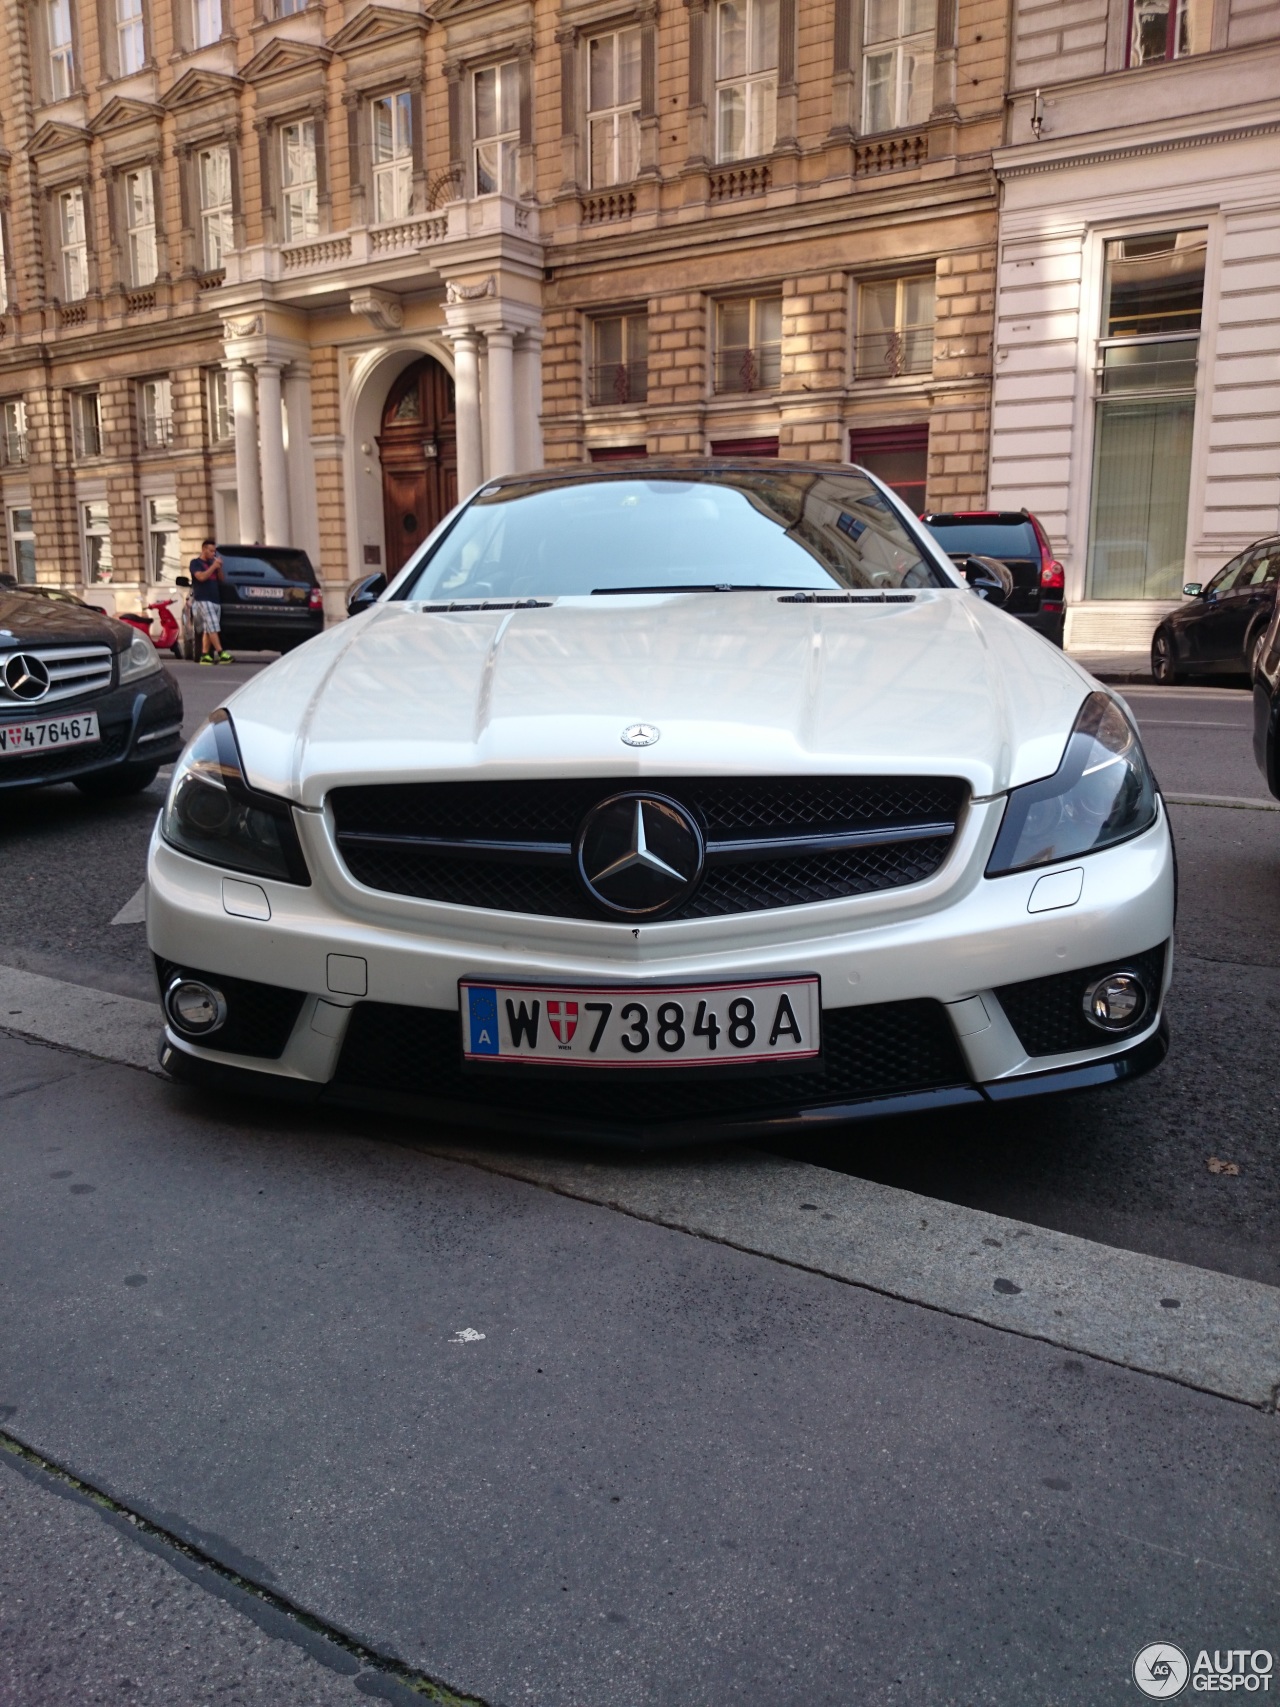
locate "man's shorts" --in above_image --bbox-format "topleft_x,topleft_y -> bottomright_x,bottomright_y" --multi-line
192,600 -> 221,634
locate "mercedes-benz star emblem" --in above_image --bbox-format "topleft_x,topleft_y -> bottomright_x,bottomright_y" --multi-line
621,723 -> 660,748
3,653 -> 51,702
575,792 -> 704,918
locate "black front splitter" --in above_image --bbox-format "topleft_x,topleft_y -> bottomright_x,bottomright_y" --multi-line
158,1023 -> 1168,1150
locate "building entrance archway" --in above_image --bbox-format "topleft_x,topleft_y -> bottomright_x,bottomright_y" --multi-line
378,356 -> 458,575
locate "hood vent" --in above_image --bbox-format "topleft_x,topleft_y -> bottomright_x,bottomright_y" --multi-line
417,599 -> 552,613
778,591 -> 917,605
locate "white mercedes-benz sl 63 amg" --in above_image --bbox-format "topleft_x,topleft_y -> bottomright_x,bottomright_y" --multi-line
147,461 -> 1174,1144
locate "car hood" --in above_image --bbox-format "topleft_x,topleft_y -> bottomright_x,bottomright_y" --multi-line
0,591 -> 129,651
220,590 -> 1096,807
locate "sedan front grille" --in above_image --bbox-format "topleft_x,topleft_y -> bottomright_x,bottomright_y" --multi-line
329,775 -> 967,920
0,644 -> 114,707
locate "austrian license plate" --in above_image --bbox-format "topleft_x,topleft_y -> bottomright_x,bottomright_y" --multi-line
0,711 -> 100,757
460,976 -> 821,1068
240,586 -> 286,599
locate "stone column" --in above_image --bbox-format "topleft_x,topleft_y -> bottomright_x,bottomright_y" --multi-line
486,329 -> 517,478
229,362 -> 263,545
256,361 -> 291,546
284,361 -> 319,571
452,331 -> 483,495
514,331 -> 544,471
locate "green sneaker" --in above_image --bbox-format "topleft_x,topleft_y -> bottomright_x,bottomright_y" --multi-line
217,651 -> 233,663
198,655 -> 214,665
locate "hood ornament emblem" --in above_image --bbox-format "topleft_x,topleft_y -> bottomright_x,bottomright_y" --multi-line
574,792 -> 705,918
3,652 -> 52,702
621,722 -> 660,748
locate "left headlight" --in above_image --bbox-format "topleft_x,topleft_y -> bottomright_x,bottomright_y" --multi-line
161,710 -> 311,885
986,691 -> 1158,876
119,632 -> 161,684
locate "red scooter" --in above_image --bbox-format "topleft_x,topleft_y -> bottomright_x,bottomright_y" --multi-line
117,592 -> 183,656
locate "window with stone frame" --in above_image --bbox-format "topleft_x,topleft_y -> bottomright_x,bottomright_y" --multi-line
371,91 -> 413,223
1,400 -> 28,465
714,294 -> 782,393
82,500 -> 113,583
855,274 -> 935,379
58,186 -> 89,300
124,168 -> 159,288
8,506 -> 36,584
590,312 -> 648,406
861,0 -> 935,134
139,376 -> 173,449
115,0 -> 146,75
197,144 -> 234,271
275,0 -> 306,13
45,0 -> 75,99
147,495 -> 181,583
1129,0 -> 1213,64
473,60 -> 519,196
280,119 -> 320,240
715,0 -> 778,164
72,390 -> 102,459
588,29 -> 641,189
192,0 -> 221,48
206,367 -> 233,444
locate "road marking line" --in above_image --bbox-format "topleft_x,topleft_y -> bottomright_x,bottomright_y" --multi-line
1164,793 -> 1280,812
110,884 -> 147,926
2,959 -> 1277,1408
0,965 -> 159,1072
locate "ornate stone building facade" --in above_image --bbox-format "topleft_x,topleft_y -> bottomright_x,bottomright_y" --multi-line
0,0 -> 1005,616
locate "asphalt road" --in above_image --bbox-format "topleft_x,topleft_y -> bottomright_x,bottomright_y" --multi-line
0,661 -> 1276,1706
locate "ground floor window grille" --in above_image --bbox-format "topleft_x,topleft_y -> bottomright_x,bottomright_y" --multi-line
590,314 -> 648,406
714,296 -> 782,393
8,507 -> 35,584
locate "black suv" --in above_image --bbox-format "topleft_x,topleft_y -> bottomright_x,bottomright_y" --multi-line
920,510 -> 1066,645
180,546 -> 325,655
0,586 -> 183,795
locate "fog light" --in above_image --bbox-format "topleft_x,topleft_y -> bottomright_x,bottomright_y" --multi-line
1082,971 -> 1147,1032
165,976 -> 227,1036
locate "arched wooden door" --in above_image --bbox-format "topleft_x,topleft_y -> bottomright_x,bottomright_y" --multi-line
378,355 -> 458,575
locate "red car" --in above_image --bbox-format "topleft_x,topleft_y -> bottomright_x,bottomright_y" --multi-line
920,510 -> 1066,646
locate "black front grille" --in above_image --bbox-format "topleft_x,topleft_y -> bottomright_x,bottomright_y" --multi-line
329,775 -> 966,920
331,998 -> 970,1128
0,720 -> 130,785
156,959 -> 305,1059
995,943 -> 1167,1057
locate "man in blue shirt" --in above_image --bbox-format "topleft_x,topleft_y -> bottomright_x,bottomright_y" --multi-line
190,539 -> 231,664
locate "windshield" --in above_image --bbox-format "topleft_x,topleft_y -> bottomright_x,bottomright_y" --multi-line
400,471 -> 951,601
925,517 -> 1041,561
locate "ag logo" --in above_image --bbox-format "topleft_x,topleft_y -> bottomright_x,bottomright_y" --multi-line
1133,1644 -> 1189,1698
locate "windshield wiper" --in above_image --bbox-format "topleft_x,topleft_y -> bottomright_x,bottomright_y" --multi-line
590,583 -> 794,594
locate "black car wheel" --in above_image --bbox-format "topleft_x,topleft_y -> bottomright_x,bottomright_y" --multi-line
73,762 -> 161,799
1151,630 -> 1186,685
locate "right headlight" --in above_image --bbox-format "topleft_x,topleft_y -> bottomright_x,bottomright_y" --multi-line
986,691 -> 1158,876
161,710 -> 310,885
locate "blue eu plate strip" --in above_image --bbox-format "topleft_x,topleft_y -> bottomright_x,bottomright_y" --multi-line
466,985 -> 500,1055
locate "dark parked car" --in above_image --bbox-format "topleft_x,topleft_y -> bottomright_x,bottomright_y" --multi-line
179,545 -> 325,656
1152,536 -> 1280,684
0,586 -> 183,795
920,510 -> 1065,644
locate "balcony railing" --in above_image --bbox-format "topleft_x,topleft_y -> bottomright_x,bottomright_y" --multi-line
589,360 -> 648,407
853,327 -> 933,381
3,431 -> 28,465
713,344 -> 781,394
141,418 -> 174,450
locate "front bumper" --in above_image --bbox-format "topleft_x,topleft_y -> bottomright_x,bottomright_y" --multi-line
146,793 -> 1176,1142
0,670 -> 184,791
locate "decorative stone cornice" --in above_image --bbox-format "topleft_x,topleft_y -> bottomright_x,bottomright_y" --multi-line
997,116 -> 1280,178
445,275 -> 496,303
350,286 -> 404,331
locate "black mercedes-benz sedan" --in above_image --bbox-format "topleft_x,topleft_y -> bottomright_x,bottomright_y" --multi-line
1152,536 -> 1280,683
0,588 -> 183,795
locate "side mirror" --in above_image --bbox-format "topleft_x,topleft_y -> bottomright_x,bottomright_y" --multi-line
175,575 -> 191,588
1182,582 -> 1203,598
346,571 -> 386,618
961,554 -> 1014,607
